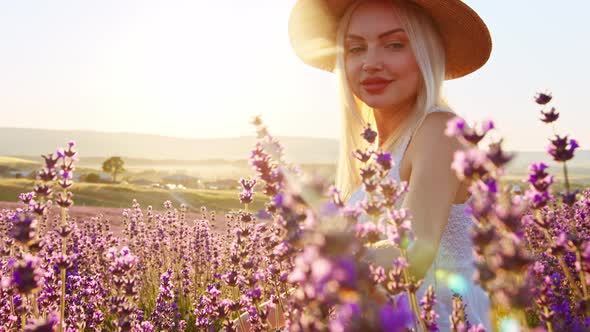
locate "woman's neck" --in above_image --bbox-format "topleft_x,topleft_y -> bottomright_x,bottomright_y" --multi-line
373,101 -> 415,147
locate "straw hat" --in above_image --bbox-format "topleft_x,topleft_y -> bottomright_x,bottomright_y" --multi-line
288,0 -> 492,80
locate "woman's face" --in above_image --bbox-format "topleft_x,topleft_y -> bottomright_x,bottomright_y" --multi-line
345,1 -> 421,111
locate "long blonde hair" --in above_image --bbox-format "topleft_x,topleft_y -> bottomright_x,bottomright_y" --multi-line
334,0 -> 453,202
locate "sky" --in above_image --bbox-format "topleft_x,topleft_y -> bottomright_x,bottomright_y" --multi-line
0,0 -> 588,152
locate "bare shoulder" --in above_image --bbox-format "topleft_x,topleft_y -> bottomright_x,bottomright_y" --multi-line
410,111 -> 462,165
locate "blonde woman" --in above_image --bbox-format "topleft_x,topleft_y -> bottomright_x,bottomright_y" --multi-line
288,0 -> 493,330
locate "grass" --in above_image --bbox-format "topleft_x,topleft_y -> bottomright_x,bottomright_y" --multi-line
0,156 -> 40,170
0,179 -> 267,213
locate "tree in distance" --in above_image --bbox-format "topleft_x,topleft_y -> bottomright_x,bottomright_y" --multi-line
84,172 -> 101,183
102,156 -> 126,183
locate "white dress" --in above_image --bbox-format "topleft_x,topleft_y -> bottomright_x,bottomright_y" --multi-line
346,108 -> 492,331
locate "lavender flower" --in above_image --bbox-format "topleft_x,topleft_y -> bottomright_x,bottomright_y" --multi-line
2,254 -> 43,295
526,162 -> 554,192
540,107 -> 560,123
451,149 -> 489,180
352,148 -> 372,163
535,91 -> 553,105
374,151 -> 393,171
9,212 -> 38,247
379,293 -> 414,331
445,116 -> 494,145
24,311 -> 59,332
240,177 -> 256,191
419,285 -> 439,331
547,135 -> 579,162
361,124 -> 378,144
486,140 -> 514,169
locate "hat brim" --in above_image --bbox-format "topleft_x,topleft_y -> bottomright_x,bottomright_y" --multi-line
288,0 -> 492,80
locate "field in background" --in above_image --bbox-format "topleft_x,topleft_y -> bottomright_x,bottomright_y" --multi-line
2,155 -> 589,211
0,178 -> 266,213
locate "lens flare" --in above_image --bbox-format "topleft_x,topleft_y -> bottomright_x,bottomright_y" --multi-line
435,269 -> 468,295
499,317 -> 521,332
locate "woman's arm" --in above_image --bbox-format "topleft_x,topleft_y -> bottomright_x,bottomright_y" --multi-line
367,112 -> 464,280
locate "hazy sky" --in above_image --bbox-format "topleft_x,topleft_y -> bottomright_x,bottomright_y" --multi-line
1,1 -> 588,151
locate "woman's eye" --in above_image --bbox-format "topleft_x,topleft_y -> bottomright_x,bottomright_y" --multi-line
386,42 -> 404,50
347,46 -> 365,54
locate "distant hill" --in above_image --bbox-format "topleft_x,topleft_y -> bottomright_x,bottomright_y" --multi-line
1,128 -> 589,177
0,127 -> 339,164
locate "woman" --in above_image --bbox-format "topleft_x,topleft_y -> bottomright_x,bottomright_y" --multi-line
288,0 -> 493,330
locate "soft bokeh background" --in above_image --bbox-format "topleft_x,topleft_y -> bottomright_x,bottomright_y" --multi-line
0,0 -> 588,152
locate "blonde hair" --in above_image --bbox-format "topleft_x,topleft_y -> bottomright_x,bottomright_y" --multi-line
334,0 -> 454,202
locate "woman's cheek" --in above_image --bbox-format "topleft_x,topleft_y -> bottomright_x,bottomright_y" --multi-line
345,62 -> 359,89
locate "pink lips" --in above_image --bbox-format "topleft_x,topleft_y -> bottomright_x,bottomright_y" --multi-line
361,77 -> 393,94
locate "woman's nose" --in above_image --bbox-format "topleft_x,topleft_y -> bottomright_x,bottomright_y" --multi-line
362,48 -> 383,72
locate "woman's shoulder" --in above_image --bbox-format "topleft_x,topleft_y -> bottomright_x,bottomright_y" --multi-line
409,110 -> 462,165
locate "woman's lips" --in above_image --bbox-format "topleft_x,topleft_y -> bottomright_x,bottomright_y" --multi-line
361,81 -> 391,94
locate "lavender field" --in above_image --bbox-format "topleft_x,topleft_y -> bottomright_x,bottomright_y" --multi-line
1,92 -> 589,332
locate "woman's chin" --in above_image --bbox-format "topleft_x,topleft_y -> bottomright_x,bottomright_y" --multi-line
361,97 -> 396,110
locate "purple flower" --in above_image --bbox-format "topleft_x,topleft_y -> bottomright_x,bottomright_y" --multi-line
239,190 -> 253,204
535,91 -> 553,105
468,324 -> 488,332
19,191 -> 35,205
465,179 -> 497,221
352,148 -> 372,163
524,189 -> 552,210
375,151 -> 393,171
24,311 -> 59,332
33,183 -> 53,198
163,200 -> 172,209
9,212 -> 37,246
419,285 -> 440,331
41,153 -> 60,170
559,190 -> 579,206
486,140 -> 514,169
380,293 -> 414,332
540,107 -> 559,123
450,294 -> 472,331
526,162 -> 553,192
547,135 -> 579,162
56,191 -> 74,208
331,257 -> 357,289
481,119 -> 495,132
355,222 -> 381,243
445,117 -> 466,137
329,302 -> 361,331
239,177 -> 256,191
451,149 -> 489,180
494,196 -> 527,233
361,124 -> 378,144
2,254 -> 43,295
37,168 -> 57,182
445,117 -> 494,145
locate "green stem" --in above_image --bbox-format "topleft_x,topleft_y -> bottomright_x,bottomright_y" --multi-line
58,204 -> 67,332
233,287 -> 247,332
543,306 -> 553,332
59,268 -> 66,332
32,293 -> 39,318
576,250 -> 589,299
401,249 -> 426,332
562,162 -> 571,194
273,283 -> 286,320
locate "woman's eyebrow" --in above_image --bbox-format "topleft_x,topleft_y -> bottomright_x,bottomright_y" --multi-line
346,28 -> 406,40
